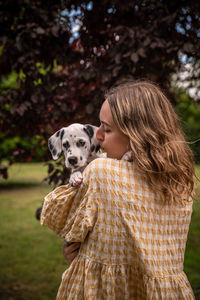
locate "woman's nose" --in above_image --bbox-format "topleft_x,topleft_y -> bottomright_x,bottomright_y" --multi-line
96,125 -> 104,141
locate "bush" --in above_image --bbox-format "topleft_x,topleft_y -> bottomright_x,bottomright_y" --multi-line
0,132 -> 48,163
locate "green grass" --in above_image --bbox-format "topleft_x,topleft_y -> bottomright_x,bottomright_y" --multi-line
0,163 -> 199,299
0,163 -> 67,300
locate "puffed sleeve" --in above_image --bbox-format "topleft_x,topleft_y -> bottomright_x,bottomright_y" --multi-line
40,167 -> 97,243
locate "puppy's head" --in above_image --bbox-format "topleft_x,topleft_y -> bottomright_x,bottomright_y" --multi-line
48,123 -> 100,170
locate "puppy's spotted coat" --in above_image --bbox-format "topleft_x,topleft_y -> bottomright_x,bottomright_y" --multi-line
48,123 -> 106,186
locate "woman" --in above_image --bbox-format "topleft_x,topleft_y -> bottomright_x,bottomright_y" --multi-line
41,81 -> 195,299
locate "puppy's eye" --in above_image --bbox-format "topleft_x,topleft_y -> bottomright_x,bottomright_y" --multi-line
77,140 -> 85,147
63,141 -> 70,150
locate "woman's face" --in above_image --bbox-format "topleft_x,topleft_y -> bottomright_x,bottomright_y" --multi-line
96,100 -> 130,159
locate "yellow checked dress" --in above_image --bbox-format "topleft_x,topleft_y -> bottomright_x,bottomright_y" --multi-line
41,158 -> 195,300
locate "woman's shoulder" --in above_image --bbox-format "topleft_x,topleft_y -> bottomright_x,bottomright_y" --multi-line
83,158 -> 113,176
83,157 -> 133,182
85,157 -> 124,171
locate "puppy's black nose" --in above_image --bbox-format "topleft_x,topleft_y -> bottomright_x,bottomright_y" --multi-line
68,156 -> 78,166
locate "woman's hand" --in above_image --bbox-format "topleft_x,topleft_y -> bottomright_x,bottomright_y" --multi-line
62,241 -> 81,264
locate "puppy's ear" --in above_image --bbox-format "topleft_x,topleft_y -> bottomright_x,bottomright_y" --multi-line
48,129 -> 64,160
83,124 -> 95,140
83,124 -> 101,153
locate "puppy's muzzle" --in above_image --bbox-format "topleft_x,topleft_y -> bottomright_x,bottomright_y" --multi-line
68,156 -> 78,166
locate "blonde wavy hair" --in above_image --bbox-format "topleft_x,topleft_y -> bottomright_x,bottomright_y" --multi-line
106,80 -> 195,204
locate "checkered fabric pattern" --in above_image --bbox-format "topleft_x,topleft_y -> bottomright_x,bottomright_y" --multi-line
41,158 -> 195,300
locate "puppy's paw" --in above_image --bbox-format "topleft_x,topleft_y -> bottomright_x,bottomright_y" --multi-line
69,171 -> 83,186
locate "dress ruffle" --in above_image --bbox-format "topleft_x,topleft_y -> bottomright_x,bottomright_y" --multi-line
57,255 -> 195,300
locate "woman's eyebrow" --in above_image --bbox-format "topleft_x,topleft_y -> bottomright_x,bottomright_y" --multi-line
100,120 -> 112,127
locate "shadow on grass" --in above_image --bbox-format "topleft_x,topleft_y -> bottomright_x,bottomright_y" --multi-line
0,181 -> 47,190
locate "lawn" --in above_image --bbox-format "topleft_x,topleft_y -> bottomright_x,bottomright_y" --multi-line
0,163 -> 199,299
0,163 -> 66,300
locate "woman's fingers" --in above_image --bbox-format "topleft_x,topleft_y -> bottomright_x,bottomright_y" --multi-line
62,242 -> 81,264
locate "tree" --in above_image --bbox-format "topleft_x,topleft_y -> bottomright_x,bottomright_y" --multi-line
0,0 -> 200,181
0,0 -> 72,177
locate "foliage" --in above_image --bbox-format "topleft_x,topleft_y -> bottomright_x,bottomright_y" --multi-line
0,133 -> 47,161
45,157 -> 71,186
0,131 -> 49,179
0,71 -> 19,92
0,0 -> 200,182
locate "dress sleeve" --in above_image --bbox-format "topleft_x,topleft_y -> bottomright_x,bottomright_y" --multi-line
40,175 -> 97,243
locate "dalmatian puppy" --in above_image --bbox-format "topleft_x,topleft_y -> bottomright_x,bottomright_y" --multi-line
48,123 -> 106,186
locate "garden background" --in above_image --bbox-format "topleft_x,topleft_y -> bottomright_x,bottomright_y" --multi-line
0,1 -> 200,299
